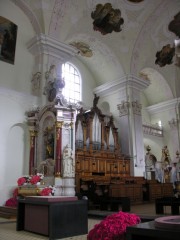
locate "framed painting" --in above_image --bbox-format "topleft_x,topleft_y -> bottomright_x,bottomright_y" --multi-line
0,16 -> 18,64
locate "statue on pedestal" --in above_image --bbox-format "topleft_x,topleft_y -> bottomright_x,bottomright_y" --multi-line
62,144 -> 75,177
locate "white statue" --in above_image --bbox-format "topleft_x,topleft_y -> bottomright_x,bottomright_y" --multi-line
170,162 -> 179,185
155,161 -> 164,183
62,144 -> 75,177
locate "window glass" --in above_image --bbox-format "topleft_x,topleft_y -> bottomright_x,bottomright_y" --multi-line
62,62 -> 81,104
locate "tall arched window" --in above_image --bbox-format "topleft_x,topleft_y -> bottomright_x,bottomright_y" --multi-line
62,62 -> 81,104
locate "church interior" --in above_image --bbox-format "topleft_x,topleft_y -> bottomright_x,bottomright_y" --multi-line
0,0 -> 180,239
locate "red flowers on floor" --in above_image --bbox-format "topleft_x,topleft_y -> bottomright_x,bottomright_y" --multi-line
87,211 -> 140,240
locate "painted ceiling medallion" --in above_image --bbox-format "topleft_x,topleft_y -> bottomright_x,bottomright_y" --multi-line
127,0 -> 144,3
155,44 -> 175,67
91,3 -> 124,35
69,42 -> 93,57
155,11 -> 180,67
168,11 -> 180,38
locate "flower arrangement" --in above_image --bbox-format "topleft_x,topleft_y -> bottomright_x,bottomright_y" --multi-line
87,211 -> 141,240
5,187 -> 18,207
39,186 -> 56,196
17,173 -> 44,186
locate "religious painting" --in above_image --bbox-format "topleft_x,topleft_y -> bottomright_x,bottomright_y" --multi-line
91,3 -> 124,35
70,41 -> 93,57
44,127 -> 54,160
0,16 -> 18,64
155,44 -> 175,67
168,11 -> 180,38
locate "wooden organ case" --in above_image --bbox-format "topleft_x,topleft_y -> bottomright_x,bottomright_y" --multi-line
75,96 -> 131,197
74,97 -> 173,206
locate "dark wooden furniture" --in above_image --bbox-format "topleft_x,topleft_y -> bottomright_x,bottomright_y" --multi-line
126,220 -> 180,240
155,197 -> 180,214
148,182 -> 173,201
100,196 -> 130,212
17,198 -> 88,240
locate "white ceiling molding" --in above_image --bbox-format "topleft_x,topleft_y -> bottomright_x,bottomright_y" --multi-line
146,98 -> 180,114
93,75 -> 150,97
27,33 -> 79,61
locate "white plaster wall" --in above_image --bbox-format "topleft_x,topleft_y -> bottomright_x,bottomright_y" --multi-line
0,0 -> 37,205
0,91 -> 36,205
0,0 -> 35,93
148,109 -> 178,161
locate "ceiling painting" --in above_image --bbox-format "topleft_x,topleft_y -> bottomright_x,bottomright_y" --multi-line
91,3 -> 124,35
168,11 -> 180,38
155,11 -> 180,67
127,0 -> 144,3
155,44 -> 175,67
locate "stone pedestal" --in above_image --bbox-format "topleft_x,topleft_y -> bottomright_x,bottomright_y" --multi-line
63,178 -> 75,196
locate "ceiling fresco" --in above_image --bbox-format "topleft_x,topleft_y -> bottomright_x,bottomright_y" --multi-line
155,44 -> 175,67
155,11 -> 180,67
10,0 -> 180,105
168,11 -> 180,38
91,3 -> 124,35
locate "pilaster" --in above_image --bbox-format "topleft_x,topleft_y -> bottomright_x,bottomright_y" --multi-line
27,33 -> 78,106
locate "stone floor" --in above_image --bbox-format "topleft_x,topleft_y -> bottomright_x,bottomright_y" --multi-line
0,202 -> 174,240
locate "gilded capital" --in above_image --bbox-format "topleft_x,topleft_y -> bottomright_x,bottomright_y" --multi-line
56,121 -> 64,128
55,172 -> 61,177
29,130 -> 37,137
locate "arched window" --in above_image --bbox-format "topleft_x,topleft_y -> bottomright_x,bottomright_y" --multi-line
62,62 -> 81,104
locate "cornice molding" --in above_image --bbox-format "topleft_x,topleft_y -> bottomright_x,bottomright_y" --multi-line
93,75 -> 150,97
27,33 -> 78,61
146,98 -> 180,114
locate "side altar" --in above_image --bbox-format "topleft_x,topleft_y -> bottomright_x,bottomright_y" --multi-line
24,65 -> 77,197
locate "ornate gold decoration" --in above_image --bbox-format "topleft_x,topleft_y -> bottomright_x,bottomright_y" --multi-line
55,172 -> 61,177
56,121 -> 64,128
29,130 -> 37,137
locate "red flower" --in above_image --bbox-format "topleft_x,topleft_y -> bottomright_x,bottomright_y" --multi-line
40,187 -> 52,196
13,188 -> 18,198
5,197 -> 17,207
87,211 -> 140,240
17,177 -> 27,186
30,175 -> 41,184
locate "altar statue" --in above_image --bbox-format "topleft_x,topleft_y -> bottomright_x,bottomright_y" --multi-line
62,144 -> 75,177
37,158 -> 55,176
170,162 -> 179,186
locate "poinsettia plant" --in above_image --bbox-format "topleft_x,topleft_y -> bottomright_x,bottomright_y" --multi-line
87,211 -> 141,240
17,173 -> 44,186
39,186 -> 56,196
5,187 -> 18,207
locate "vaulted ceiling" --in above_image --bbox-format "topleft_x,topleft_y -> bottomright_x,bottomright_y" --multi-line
11,0 -> 180,106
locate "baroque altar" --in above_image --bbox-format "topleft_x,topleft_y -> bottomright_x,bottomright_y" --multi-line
24,65 -> 77,197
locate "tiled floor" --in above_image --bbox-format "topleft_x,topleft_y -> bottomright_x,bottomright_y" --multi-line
0,219 -> 101,240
